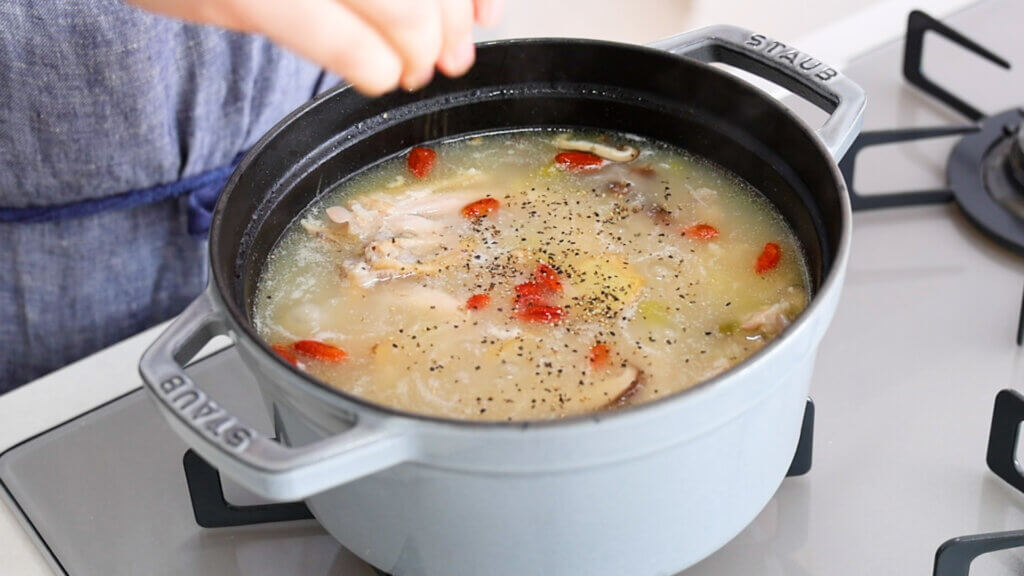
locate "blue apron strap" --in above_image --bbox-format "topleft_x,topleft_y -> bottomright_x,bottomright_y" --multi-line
185,177 -> 225,236
0,153 -> 245,237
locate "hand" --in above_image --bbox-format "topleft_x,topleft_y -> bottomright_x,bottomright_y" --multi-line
126,0 -> 504,96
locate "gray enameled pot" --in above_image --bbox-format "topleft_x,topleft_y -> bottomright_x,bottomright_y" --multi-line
140,25 -> 862,576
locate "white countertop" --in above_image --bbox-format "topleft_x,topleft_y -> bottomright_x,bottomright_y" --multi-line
0,0 -> 978,572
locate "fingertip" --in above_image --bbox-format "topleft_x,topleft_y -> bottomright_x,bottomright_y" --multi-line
401,66 -> 436,92
475,0 -> 504,28
346,0 -> 444,95
359,75 -> 402,97
353,81 -> 397,97
437,36 -> 475,77
346,54 -> 403,96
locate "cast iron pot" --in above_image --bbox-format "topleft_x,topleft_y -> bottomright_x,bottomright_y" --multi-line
140,26 -> 862,576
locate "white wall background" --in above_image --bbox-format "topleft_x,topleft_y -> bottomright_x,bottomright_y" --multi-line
477,0 -> 886,45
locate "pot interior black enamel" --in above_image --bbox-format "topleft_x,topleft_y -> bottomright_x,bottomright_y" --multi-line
211,39 -> 845,369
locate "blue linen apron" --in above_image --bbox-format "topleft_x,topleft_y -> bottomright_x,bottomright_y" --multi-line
0,1 -> 333,391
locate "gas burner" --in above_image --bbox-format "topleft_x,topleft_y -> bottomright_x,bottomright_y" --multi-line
1009,127 -> 1024,190
951,108 -> 1024,253
839,11 -> 1024,254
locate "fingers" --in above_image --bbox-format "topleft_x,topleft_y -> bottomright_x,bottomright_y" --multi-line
199,0 -> 405,96
436,0 -> 475,77
126,0 -> 505,96
473,0 -> 504,27
342,0 -> 444,91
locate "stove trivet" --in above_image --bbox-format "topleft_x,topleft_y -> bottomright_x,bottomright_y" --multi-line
985,389 -> 1024,495
902,9 -> 1010,122
839,11 -> 1024,255
786,397 -> 815,477
933,529 -> 1024,576
839,125 -> 976,210
927,390 -> 1024,576
183,449 -> 314,528
924,389 -> 1024,576
1016,281 -> 1024,346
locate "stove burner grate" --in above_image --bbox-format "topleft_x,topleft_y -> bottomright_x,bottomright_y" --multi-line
934,528 -> 1024,576
839,125 -> 973,210
839,11 -> 1024,255
902,10 -> 1010,122
183,449 -> 314,528
929,390 -> 1024,576
931,389 -> 1024,576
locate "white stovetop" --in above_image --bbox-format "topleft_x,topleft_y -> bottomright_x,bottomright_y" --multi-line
0,0 -> 980,573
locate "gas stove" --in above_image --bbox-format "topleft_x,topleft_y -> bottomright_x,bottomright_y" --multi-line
4,1 -> 1024,574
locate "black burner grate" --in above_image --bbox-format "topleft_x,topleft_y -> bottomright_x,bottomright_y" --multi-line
902,10 -> 1010,122
839,125 -> 972,210
934,529 -> 1024,576
934,389 -> 1024,576
840,11 -> 1024,259
182,449 -> 314,528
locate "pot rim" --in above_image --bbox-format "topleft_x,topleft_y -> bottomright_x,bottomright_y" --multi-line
210,36 -> 854,431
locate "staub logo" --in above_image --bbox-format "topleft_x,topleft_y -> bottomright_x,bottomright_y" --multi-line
745,34 -> 838,82
159,376 -> 254,452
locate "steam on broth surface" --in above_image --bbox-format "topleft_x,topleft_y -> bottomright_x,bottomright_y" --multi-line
254,129 -> 810,421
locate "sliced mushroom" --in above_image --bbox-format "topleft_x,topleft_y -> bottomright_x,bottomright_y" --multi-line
554,133 -> 640,163
600,364 -> 645,409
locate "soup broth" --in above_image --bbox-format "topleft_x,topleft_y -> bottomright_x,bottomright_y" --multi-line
254,130 -> 810,421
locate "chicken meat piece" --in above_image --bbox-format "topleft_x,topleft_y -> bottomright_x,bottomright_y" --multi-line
739,287 -> 808,337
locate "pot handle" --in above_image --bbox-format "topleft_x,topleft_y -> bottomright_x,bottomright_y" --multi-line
648,25 -> 866,160
139,289 -> 414,501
